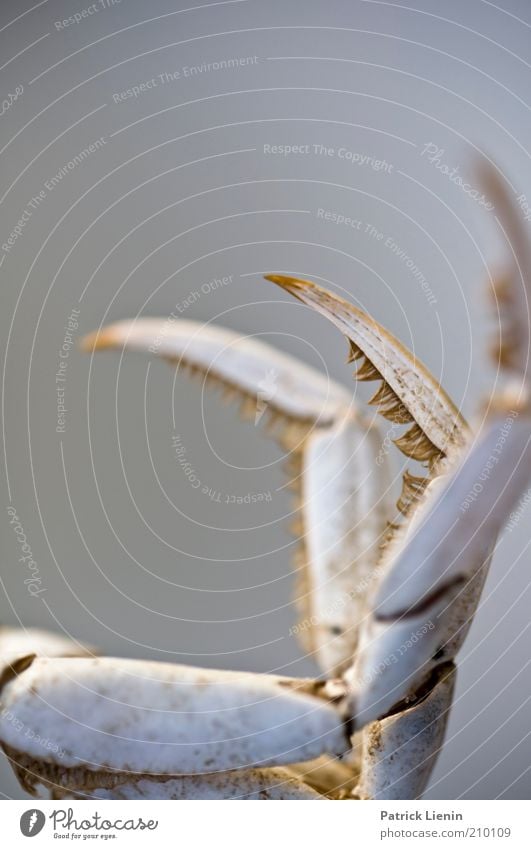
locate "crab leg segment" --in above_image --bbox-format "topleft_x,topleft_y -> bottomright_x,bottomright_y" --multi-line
0,656 -> 350,795
298,413 -> 391,674
355,663 -> 456,800
82,318 -> 352,430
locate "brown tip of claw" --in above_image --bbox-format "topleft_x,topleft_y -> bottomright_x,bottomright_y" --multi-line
264,274 -> 301,286
264,274 -> 315,298
263,274 -> 290,285
79,328 -> 117,353
0,653 -> 36,693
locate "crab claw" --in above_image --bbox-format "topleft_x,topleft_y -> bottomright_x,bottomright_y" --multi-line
265,274 -> 469,465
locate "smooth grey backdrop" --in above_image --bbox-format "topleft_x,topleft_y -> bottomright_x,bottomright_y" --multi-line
0,0 -> 530,799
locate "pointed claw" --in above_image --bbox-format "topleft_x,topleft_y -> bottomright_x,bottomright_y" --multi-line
79,327 -> 117,353
80,317 -> 352,427
267,272 -> 471,591
265,274 -> 469,464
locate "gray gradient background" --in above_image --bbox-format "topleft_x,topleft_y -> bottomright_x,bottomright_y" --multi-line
0,0 -> 530,800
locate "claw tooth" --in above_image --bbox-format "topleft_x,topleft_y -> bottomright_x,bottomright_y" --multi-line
283,454 -> 302,477
291,494 -> 303,511
286,478 -> 302,494
222,385 -> 239,403
239,396 -> 257,421
278,422 -> 310,451
292,545 -> 307,568
355,357 -> 380,382
264,409 -> 283,433
288,516 -> 305,537
346,338 -> 363,363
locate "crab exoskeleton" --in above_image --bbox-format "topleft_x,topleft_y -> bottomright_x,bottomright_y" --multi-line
1,166 -> 529,800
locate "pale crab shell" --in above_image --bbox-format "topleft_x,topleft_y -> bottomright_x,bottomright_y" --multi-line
300,413 -> 391,674
0,656 -> 349,780
348,413 -> 531,727
355,663 -> 456,800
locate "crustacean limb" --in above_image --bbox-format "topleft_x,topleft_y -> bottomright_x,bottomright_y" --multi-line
0,654 -> 349,798
3,166 -> 528,801
267,164 -> 531,798
82,319 -> 392,676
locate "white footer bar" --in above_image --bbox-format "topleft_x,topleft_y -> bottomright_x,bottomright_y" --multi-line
1,799 -> 525,847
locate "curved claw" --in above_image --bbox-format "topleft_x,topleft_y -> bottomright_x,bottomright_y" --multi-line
265,274 -> 469,466
81,318 -> 352,432
265,274 -> 471,572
